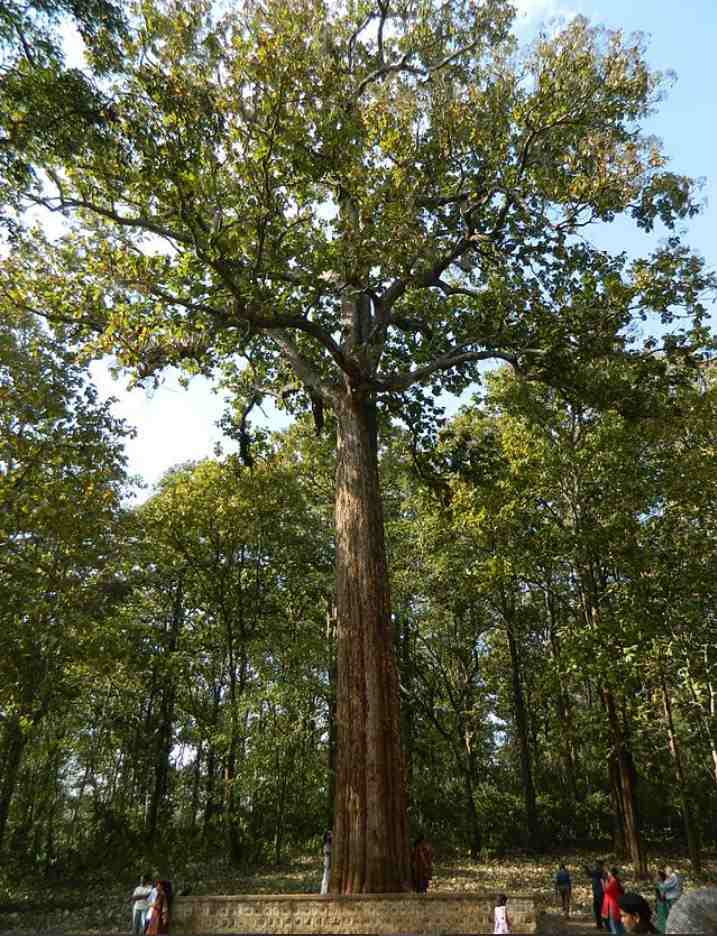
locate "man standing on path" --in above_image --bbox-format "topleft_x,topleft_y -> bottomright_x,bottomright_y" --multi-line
555,864 -> 573,918
584,860 -> 606,929
130,874 -> 152,935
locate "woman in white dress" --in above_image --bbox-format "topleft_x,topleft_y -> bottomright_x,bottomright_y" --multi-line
494,893 -> 511,934
320,830 -> 332,895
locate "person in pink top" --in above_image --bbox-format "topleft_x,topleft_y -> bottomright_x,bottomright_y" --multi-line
602,867 -> 625,934
494,893 -> 512,934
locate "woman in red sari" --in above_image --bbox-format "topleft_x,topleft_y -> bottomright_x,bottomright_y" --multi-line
602,868 -> 625,934
146,879 -> 169,935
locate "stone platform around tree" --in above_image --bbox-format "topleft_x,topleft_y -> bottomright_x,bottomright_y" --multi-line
171,892 -> 536,934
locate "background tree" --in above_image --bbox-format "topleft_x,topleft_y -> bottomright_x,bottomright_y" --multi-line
0,307 -> 131,856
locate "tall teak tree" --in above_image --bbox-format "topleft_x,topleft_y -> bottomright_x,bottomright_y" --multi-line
3,0 -> 713,891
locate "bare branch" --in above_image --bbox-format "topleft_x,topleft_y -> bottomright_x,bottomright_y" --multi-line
28,189 -> 195,247
368,345 -> 519,393
272,332 -> 336,405
414,191 -> 472,208
354,51 -> 422,99
426,37 -> 484,75
436,279 -> 485,300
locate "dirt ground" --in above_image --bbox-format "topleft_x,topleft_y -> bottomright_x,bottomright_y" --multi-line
1,848 -> 714,933
536,911 -> 603,934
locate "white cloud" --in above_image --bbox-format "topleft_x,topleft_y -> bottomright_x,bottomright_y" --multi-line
90,363 -> 231,493
90,361 -> 293,497
513,0 -> 582,32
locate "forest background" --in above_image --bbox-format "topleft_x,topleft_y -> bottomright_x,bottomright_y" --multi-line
1,0 -> 717,923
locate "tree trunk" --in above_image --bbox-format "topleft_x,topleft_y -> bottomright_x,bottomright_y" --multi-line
546,592 -> 580,805
326,599 -> 338,828
462,768 -> 482,859
146,577 -> 182,839
331,389 -> 410,893
190,742 -> 203,836
660,669 -> 701,875
608,753 -> 627,857
504,605 -> 539,850
603,688 -> 646,875
203,683 -> 222,842
0,717 -> 27,854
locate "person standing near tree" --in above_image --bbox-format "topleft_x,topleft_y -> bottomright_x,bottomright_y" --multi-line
146,879 -> 170,935
602,868 -> 625,935
555,863 -> 572,918
584,860 -> 606,929
660,866 -> 682,917
654,870 -> 669,934
411,836 -> 433,894
320,830 -> 332,895
130,874 -> 152,936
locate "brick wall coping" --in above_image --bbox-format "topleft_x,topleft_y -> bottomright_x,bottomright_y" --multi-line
174,893 -> 535,902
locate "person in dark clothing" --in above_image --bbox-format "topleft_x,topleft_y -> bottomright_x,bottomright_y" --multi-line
584,860 -> 606,929
411,836 -> 433,893
555,863 -> 572,918
618,892 -> 658,933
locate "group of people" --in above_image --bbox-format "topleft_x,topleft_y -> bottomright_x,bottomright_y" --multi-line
580,859 -> 684,933
493,860 -> 706,935
130,874 -> 172,935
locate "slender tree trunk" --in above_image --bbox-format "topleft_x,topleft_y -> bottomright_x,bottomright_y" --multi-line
146,577 -> 183,839
462,767 -> 482,859
546,593 -> 580,804
203,683 -> 221,842
190,742 -> 203,836
504,605 -> 539,850
603,688 -> 646,875
0,717 -> 27,854
608,753 -> 627,857
685,669 -> 717,788
660,670 -> 701,874
331,389 -> 410,894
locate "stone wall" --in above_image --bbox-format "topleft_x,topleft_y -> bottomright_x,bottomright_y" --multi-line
171,892 -> 536,934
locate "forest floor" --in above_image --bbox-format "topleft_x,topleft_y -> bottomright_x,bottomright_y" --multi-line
0,848 -> 715,934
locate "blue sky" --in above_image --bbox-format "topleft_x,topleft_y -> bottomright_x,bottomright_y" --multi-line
88,0 -> 717,491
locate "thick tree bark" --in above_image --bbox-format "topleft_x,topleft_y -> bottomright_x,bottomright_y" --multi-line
326,599 -> 338,828
331,389 -> 410,893
660,670 -> 702,874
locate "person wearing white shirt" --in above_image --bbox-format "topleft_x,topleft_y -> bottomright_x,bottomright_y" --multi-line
130,875 -> 152,935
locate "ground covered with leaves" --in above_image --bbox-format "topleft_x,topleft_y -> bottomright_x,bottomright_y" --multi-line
1,849 -> 715,934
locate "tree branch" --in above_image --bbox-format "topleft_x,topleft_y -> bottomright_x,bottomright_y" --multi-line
272,332 -> 336,405
368,346 -> 519,393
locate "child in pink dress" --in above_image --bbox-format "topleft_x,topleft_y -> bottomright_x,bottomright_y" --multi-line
494,893 -> 512,934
